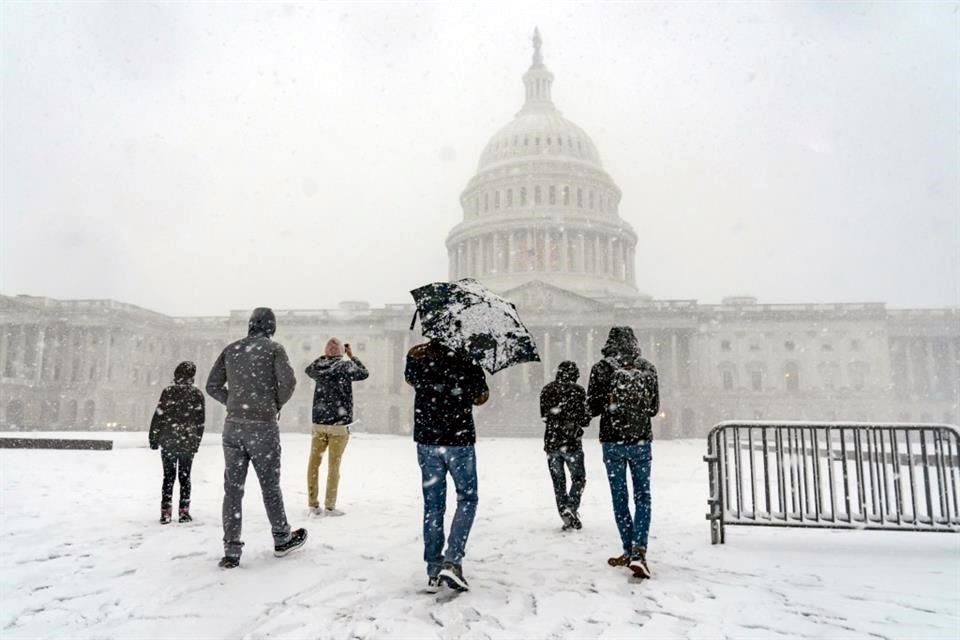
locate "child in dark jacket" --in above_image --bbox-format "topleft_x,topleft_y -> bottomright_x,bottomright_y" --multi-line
149,361 -> 205,524
540,360 -> 591,531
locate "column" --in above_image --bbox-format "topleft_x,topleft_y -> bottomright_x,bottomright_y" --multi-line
594,234 -> 602,274
465,239 -> 474,278
0,325 -> 8,378
564,329 -> 573,361
507,232 -> 515,273
671,333 -> 680,387
904,339 -> 915,396
33,326 -> 46,384
560,229 -> 569,272
492,233 -> 502,274
526,229 -> 534,271
449,251 -> 456,279
627,246 -> 636,284
544,230 -> 552,272
104,328 -> 112,384
924,339 -> 937,396
543,330 -> 551,378
607,237 -> 615,276
578,233 -> 586,272
586,328 -> 595,364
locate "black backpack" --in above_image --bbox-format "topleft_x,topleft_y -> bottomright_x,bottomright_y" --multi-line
608,363 -> 655,422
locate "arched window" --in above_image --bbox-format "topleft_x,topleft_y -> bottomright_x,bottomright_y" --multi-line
563,186 -> 570,205
534,186 -> 542,205
722,370 -> 734,391
474,197 -> 479,216
784,362 -> 800,393
483,193 -> 489,212
494,191 -> 500,209
589,190 -> 594,209
520,187 -> 527,206
549,186 -> 556,205
506,189 -> 513,207
599,195 -> 605,212
577,188 -> 583,208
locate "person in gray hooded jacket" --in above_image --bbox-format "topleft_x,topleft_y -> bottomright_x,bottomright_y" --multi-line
206,307 -> 307,568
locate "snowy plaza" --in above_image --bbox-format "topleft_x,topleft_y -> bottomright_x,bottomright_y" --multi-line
2,433 -> 957,639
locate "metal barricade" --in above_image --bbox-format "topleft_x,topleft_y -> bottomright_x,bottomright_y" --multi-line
704,421 -> 960,544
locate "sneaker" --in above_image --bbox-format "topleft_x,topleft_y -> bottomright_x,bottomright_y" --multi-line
218,556 -> 240,569
424,576 -> 441,594
438,561 -> 469,592
569,510 -> 583,530
607,553 -> 630,567
274,528 -> 308,558
308,506 -> 324,517
325,508 -> 345,517
178,510 -> 192,523
629,548 -> 651,579
160,509 -> 172,525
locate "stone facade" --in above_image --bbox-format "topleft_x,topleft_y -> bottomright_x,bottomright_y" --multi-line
1,33 -> 957,435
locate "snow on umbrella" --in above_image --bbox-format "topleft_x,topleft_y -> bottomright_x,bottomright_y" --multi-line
410,278 -> 541,374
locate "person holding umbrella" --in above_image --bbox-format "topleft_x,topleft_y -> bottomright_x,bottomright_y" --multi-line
407,279 -> 540,593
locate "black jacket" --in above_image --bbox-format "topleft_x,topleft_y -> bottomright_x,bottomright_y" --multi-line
305,355 -> 369,425
206,308 -> 297,423
587,327 -> 660,443
540,361 -> 590,452
149,362 -> 205,454
405,341 -> 488,447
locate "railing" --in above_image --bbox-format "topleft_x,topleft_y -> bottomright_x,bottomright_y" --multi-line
704,421 -> 960,544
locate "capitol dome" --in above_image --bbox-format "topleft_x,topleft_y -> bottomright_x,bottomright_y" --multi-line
446,29 -> 640,299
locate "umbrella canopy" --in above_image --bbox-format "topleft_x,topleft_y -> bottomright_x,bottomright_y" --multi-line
410,279 -> 541,374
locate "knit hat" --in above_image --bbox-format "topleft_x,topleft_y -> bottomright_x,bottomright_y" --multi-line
325,338 -> 344,357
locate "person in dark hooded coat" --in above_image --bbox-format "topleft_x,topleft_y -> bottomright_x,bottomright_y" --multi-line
206,307 -> 307,569
149,361 -> 205,524
540,360 -> 590,530
587,326 -> 659,580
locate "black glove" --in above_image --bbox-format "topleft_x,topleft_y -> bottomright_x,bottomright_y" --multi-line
150,443 -> 159,450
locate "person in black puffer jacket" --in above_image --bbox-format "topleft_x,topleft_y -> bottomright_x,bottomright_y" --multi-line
587,327 -> 659,580
149,361 -> 205,524
304,337 -> 369,516
540,361 -> 591,531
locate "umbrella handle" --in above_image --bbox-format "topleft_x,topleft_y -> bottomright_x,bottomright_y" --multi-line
409,308 -> 418,331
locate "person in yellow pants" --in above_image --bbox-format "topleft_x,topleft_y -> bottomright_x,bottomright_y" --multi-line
305,338 -> 369,516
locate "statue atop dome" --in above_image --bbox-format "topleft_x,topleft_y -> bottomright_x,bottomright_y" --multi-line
532,27 -> 543,67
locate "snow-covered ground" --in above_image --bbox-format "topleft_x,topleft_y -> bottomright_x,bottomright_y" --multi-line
1,432 -> 957,639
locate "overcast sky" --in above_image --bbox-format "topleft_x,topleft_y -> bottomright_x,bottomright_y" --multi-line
1,1 -> 958,316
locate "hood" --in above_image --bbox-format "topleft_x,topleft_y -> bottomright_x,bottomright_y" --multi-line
556,360 -> 579,384
601,326 -> 641,363
312,356 -> 345,372
325,337 -> 344,357
174,361 -> 196,385
248,307 -> 277,338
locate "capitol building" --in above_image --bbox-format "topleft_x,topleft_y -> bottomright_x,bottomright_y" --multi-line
1,33 -> 957,436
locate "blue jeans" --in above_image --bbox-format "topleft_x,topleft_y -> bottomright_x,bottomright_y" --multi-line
602,442 -> 652,555
417,444 -> 478,577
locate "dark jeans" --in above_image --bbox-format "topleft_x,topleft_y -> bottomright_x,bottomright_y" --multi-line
417,444 -> 478,578
602,442 -> 652,555
222,420 -> 291,559
161,450 -> 194,510
546,448 -> 585,516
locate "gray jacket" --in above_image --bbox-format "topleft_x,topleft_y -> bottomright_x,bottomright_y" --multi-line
206,311 -> 296,422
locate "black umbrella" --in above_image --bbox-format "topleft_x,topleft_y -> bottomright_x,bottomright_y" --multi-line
410,278 -> 541,374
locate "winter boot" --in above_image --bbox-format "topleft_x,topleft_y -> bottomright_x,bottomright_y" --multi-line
629,547 -> 651,579
178,508 -> 192,523
569,510 -> 583,530
424,575 -> 441,594
160,507 -> 172,525
274,528 -> 308,558
560,508 -> 575,531
607,553 -> 630,567
218,556 -> 240,569
438,561 -> 469,592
